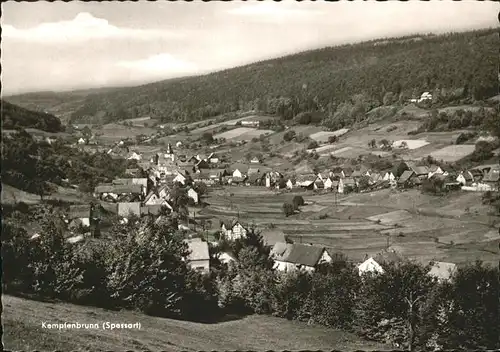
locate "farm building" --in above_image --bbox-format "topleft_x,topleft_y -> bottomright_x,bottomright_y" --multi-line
94,184 -> 144,201
428,165 -> 447,179
271,243 -> 333,272
248,167 -> 260,175
323,177 -> 337,190
397,170 -> 415,188
221,220 -> 248,240
250,157 -> 261,164
482,169 -> 500,190
196,159 -> 210,169
112,178 -> 149,194
144,192 -> 160,205
77,137 -> 86,145
66,205 -> 91,229
218,251 -> 237,265
185,238 -> 210,274
296,174 -> 319,190
427,261 -> 457,282
127,152 -> 142,161
173,171 -> 188,185
382,172 -> 396,182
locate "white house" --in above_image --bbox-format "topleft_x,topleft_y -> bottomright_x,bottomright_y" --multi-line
218,251 -> 237,265
250,157 -> 260,164
173,172 -> 187,185
324,177 -> 335,190
127,152 -> 142,161
188,188 -> 199,204
358,257 -> 385,276
185,238 -> 210,274
428,165 -> 447,179
418,92 -> 433,103
286,179 -> 294,190
271,243 -> 333,272
382,172 -> 396,182
456,171 -> 474,186
221,220 -> 248,240
77,137 -> 86,145
427,261 -> 457,282
176,141 -> 182,148
144,192 -> 161,205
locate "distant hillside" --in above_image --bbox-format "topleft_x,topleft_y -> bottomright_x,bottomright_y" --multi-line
1,100 -> 63,132
6,29 -> 498,128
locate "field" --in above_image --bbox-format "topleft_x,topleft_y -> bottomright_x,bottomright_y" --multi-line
95,123 -> 157,143
309,129 -> 349,143
429,144 -> 476,163
213,127 -> 274,141
1,184 -> 88,205
392,139 -> 429,150
202,186 -> 499,265
3,295 -> 386,351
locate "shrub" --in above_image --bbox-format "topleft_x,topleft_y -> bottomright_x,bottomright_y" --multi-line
282,202 -> 295,216
283,130 -> 296,142
307,140 -> 319,149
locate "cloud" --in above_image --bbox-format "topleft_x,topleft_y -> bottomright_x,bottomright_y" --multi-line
2,12 -> 183,43
226,3 -> 323,22
116,53 -> 199,76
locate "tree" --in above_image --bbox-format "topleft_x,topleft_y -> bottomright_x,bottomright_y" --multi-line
202,132 -> 214,144
81,126 -> 92,144
283,130 -> 296,142
471,141 -> 494,162
368,139 -> 377,149
307,140 -> 319,149
292,195 -> 305,210
328,135 -> 338,144
193,182 -> 208,197
282,202 -> 295,217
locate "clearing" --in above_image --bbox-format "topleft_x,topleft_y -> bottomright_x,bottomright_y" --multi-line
213,127 -> 273,141
3,295 -> 386,351
309,129 -> 349,143
392,139 -> 429,150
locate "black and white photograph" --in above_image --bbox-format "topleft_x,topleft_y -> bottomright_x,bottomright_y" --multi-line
1,1 -> 499,350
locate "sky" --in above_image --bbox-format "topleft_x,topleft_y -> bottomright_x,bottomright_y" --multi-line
1,1 -> 498,95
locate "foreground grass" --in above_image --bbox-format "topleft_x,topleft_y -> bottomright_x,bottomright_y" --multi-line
3,295 -> 388,351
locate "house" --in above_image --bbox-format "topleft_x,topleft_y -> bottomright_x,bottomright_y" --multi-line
358,251 -> 403,276
427,261 -> 457,282
369,173 -> 382,185
77,137 -> 86,145
241,120 -> 260,127
94,184 -> 144,201
324,177 -> 334,190
406,163 -> 430,179
314,178 -> 324,190
338,177 -> 356,194
397,170 -> 415,188
260,229 -> 287,247
250,157 -> 261,164
230,163 -> 249,178
382,171 -> 396,182
230,175 -> 247,185
296,174 -> 318,190
218,251 -> 237,265
117,202 -> 142,218
127,152 -> 142,161
246,173 -> 263,186
158,185 -> 171,200
188,188 -> 199,204
144,192 -> 161,205
192,172 -> 212,184
173,171 -> 188,185
456,171 -> 474,186
271,243 -> 333,272
428,165 -> 447,179
196,159 -> 210,169
483,169 -> 500,190
286,179 -> 294,190
66,205 -> 91,229
185,238 -> 210,274
220,220 -> 248,240
112,178 -> 148,195
418,91 -> 433,103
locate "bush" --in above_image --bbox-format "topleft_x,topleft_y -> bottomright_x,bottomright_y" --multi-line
283,130 -> 296,142
292,195 -> 305,209
328,135 -> 338,144
307,140 -> 319,149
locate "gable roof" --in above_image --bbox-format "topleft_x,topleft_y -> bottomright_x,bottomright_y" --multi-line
186,240 -> 210,261
68,205 -> 90,219
261,230 -> 287,246
271,242 -> 325,267
342,177 -> 356,185
483,169 -> 500,183
398,170 -> 415,184
428,261 -> 457,281
372,251 -> 403,266
248,167 -> 260,175
140,204 -> 163,216
247,173 -> 261,184
231,163 -> 249,173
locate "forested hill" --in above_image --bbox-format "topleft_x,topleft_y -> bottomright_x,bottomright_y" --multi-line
1,100 -> 63,132
9,29 -> 499,127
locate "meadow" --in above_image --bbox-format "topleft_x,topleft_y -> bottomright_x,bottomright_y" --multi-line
3,295 -> 386,351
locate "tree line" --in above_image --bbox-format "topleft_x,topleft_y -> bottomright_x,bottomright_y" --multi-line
66,29 -> 497,129
3,212 -> 499,350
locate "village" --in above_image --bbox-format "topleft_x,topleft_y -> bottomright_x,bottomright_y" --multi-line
52,135 -> 499,281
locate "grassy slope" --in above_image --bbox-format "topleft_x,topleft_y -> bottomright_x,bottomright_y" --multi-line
3,295 -> 387,351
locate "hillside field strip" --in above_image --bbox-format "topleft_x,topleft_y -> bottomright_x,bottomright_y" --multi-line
95,123 -> 157,143
309,129 -> 349,143
392,139 -> 429,150
429,144 -> 476,163
213,127 -> 274,141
